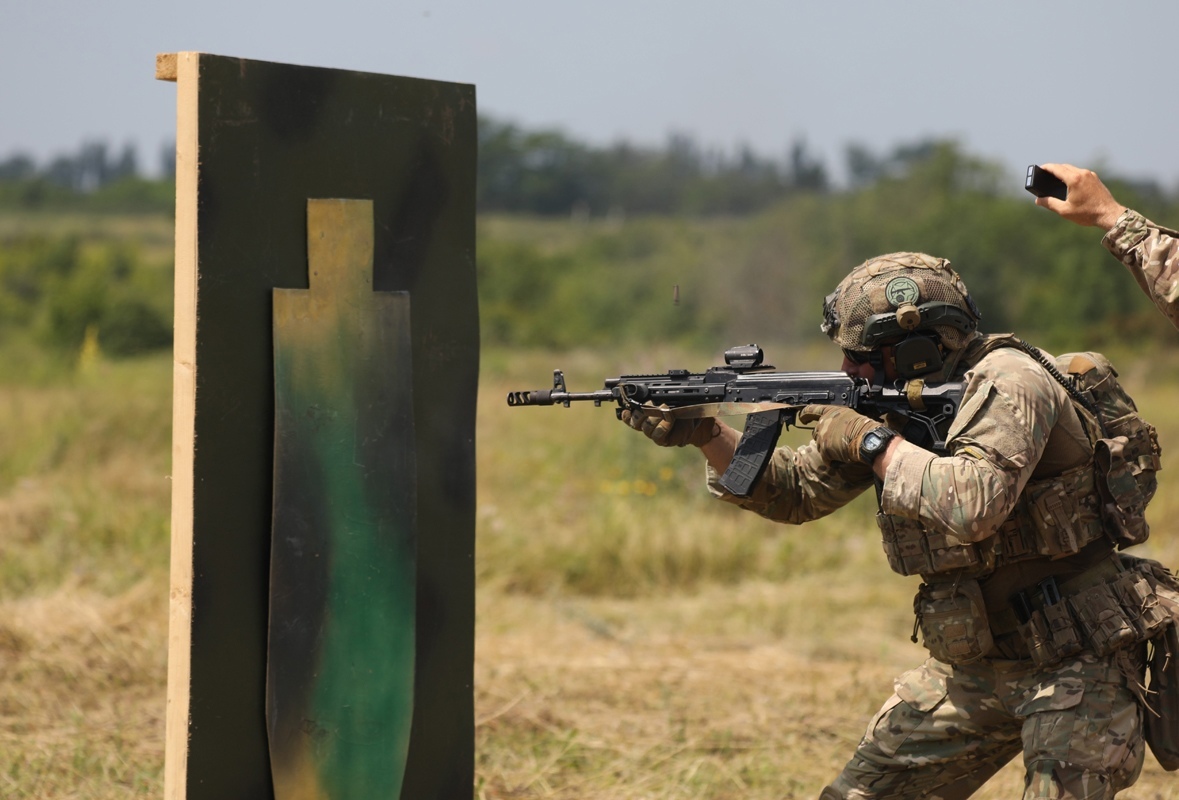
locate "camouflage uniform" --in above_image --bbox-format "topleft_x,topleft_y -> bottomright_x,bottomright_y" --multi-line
707,337 -> 1151,799
825,654 -> 1143,800
1102,209 -> 1179,330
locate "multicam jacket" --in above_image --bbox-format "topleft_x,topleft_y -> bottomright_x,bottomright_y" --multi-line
706,338 -> 1113,633
1103,209 -> 1179,330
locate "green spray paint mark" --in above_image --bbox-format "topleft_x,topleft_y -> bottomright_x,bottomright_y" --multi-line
268,199 -> 416,799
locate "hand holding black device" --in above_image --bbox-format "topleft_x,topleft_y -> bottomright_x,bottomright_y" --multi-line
1025,165 -> 1068,201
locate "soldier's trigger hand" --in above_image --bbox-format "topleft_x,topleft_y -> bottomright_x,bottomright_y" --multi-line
620,405 -> 718,448
799,404 -> 878,464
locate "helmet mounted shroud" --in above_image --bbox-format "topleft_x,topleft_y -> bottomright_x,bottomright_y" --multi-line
860,301 -> 980,347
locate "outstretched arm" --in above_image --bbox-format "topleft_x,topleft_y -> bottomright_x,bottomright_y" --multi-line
1034,162 -> 1179,330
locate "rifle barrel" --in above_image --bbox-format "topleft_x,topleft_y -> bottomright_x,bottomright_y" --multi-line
506,389 -> 615,407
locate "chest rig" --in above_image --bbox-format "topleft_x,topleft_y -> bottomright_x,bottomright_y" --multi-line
876,336 -> 1164,665
877,336 -> 1161,580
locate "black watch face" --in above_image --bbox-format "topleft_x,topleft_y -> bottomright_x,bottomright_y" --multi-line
861,428 -> 894,460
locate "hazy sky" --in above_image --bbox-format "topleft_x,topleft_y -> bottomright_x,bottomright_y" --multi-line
3,0 -> 1178,187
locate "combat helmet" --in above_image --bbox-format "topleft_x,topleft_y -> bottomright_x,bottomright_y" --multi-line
821,252 -> 981,378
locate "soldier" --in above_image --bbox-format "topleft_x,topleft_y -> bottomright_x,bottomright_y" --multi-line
624,252 -> 1173,799
1034,162 -> 1179,330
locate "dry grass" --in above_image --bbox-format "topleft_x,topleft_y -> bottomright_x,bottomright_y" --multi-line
474,586 -> 1179,800
478,589 -> 947,799
0,575 -> 167,798
5,344 -> 1179,797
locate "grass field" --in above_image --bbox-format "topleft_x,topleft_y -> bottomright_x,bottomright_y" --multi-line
4,340 -> 1179,798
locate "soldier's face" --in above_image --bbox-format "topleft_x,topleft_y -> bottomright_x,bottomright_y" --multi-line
840,345 -> 899,383
841,352 -> 875,382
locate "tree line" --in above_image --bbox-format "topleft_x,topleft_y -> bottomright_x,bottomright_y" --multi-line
478,117 -> 829,216
0,139 -> 174,214
12,119 -> 1173,217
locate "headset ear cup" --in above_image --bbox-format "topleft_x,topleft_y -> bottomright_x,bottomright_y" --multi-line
894,334 -> 944,379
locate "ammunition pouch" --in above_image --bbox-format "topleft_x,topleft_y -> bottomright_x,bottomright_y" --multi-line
879,455 -> 1145,583
1007,558 -> 1170,669
878,466 -> 1104,581
878,514 -> 992,577
1147,622 -> 1179,771
996,464 -> 1106,561
1065,352 -> 1161,550
913,558 -> 1173,668
1094,427 -> 1159,549
1134,557 -> 1179,771
912,578 -> 993,665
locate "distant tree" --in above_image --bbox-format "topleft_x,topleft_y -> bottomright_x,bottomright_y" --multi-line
75,141 -> 110,191
32,140 -> 141,193
0,153 -> 36,181
45,154 -> 80,191
478,116 -> 602,215
159,141 -> 177,179
110,142 -> 138,182
786,138 -> 827,192
845,143 -> 883,188
477,114 -> 828,217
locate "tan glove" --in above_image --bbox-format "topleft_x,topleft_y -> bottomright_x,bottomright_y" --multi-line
797,404 -> 879,464
620,405 -> 718,447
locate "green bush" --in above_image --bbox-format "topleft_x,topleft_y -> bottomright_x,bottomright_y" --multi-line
0,235 -> 171,360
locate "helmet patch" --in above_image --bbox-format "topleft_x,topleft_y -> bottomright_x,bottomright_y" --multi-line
885,276 -> 920,307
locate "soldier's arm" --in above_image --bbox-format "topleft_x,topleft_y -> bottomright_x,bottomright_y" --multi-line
1033,163 -> 1179,330
1101,209 -> 1179,331
705,437 -> 874,524
700,419 -> 741,473
876,349 -> 1065,542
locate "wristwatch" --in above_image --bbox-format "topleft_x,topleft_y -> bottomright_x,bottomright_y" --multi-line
859,426 -> 899,465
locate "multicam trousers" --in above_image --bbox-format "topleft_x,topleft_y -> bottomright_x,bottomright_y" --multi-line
823,653 -> 1146,800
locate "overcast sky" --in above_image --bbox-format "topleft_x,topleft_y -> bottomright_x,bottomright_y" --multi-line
3,0 -> 1177,187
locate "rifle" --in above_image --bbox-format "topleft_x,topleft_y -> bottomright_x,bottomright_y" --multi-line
506,344 -> 964,497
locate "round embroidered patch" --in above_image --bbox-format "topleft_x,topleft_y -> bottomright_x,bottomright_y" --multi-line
885,276 -> 920,307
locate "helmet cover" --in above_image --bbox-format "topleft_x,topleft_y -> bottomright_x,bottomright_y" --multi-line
821,252 -> 980,352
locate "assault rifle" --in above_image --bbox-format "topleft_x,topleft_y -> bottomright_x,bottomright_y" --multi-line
506,344 -> 964,497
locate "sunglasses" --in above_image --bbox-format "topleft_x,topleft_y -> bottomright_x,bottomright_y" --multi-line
842,348 -> 875,365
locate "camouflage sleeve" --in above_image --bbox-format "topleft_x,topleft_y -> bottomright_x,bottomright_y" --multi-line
1102,209 -> 1179,330
879,348 -> 1068,542
705,439 -> 873,524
